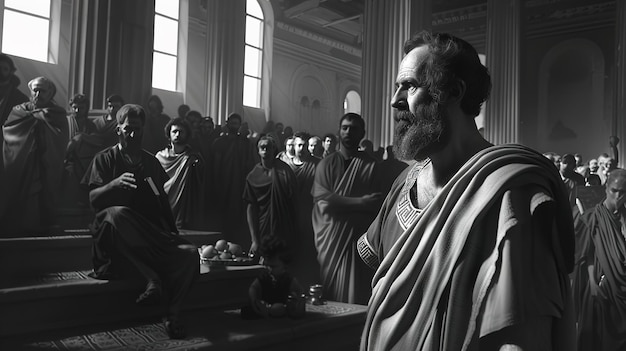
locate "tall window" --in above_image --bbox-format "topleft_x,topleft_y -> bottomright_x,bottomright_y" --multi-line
344,90 -> 361,115
243,0 -> 263,108
152,0 -> 179,91
1,0 -> 51,62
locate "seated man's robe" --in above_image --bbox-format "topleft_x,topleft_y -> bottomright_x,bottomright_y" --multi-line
358,144 -> 576,351
311,151 -> 380,304
243,159 -> 297,249
156,145 -> 206,230
82,145 -> 198,318
290,157 -> 321,287
0,102 -> 68,236
573,203 -> 626,351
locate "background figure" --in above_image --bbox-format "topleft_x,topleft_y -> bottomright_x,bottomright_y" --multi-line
277,135 -> 295,166
143,94 -> 170,154
379,145 -> 408,194
560,153 -> 585,212
177,104 -> 190,119
210,113 -> 255,245
311,113 -> 382,304
573,168 -> 626,351
156,117 -> 206,230
322,133 -> 337,158
0,53 -> 28,128
307,135 -> 323,159
244,135 -> 297,255
92,94 -> 125,149
0,76 -> 69,236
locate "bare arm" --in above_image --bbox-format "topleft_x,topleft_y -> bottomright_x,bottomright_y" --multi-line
322,192 -> 383,213
89,172 -> 136,210
247,202 -> 260,254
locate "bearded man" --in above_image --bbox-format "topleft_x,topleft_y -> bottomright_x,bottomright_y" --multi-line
1,76 -> 68,236
156,118 -> 206,230
357,31 -> 576,350
311,113 -> 383,304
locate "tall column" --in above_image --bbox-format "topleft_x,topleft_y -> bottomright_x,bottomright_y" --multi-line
362,0 -> 431,149
69,0 -> 155,108
205,0 -> 246,125
614,0 -> 626,167
485,0 -> 521,145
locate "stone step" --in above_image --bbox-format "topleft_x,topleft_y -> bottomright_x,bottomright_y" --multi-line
0,230 -> 223,283
0,264 -> 265,338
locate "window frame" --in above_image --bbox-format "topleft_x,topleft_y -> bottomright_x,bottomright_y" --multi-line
243,0 -> 264,109
152,0 -> 181,92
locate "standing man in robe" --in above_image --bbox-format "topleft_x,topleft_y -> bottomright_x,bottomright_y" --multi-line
156,117 -> 206,230
82,104 -> 198,339
311,112 -> 382,304
1,76 -> 68,236
0,54 -> 28,127
244,135 -> 297,255
92,94 -> 125,149
573,168 -> 626,351
358,31 -> 575,351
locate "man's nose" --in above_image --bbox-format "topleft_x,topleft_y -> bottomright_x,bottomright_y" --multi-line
391,88 -> 406,109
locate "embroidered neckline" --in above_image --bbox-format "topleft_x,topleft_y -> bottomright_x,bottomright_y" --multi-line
396,159 -> 430,230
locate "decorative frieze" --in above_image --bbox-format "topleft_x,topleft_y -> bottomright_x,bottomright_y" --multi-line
276,21 -> 362,57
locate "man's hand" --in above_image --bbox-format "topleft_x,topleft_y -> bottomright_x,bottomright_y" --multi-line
362,192 -> 383,208
249,241 -> 259,256
114,172 -> 137,190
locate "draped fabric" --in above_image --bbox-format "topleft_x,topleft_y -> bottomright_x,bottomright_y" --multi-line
311,151 -> 379,304
243,160 -> 297,249
156,146 -> 207,230
0,102 -> 69,236
291,157 -> 321,287
360,144 -> 575,351
210,134 -> 256,245
573,203 -> 626,351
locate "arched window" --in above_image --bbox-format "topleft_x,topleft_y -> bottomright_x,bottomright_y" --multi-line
343,90 -> 361,115
152,0 -> 180,91
1,0 -> 59,63
243,0 -> 264,108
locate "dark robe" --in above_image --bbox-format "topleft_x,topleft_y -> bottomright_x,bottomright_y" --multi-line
82,145 -> 198,318
0,101 -> 68,236
290,157 -> 321,287
142,113 -> 170,155
156,145 -> 207,230
0,76 -> 28,127
573,203 -> 626,351
311,151 -> 380,304
210,133 -> 256,244
243,160 -> 297,249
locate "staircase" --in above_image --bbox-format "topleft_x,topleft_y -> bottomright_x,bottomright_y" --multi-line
0,209 -> 264,344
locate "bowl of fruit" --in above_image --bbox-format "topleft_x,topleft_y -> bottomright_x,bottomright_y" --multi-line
199,239 -> 254,266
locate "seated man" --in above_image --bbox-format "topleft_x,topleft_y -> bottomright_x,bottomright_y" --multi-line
82,104 -> 198,339
156,117 -> 206,230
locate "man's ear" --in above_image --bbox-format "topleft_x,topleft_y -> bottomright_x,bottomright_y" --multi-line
116,125 -> 121,135
446,79 -> 466,105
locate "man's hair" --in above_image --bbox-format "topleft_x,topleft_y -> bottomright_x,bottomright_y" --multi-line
69,93 -> 90,108
116,104 -> 146,125
147,95 -> 164,113
403,31 -> 491,117
339,112 -> 365,130
227,112 -> 242,123
561,153 -> 576,164
293,131 -> 310,141
106,94 -> 124,104
257,134 -> 278,154
28,76 -> 57,99
323,133 -> 337,142
606,168 -> 626,186
309,135 -> 322,143
258,235 -> 293,264
164,117 -> 192,140
0,53 -> 16,72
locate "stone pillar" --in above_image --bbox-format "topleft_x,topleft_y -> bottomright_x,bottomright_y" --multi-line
485,0 -> 521,145
362,0 -> 431,149
204,0 -> 246,125
614,0 -> 626,167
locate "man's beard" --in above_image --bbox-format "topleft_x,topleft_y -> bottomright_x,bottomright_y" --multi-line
393,101 -> 448,161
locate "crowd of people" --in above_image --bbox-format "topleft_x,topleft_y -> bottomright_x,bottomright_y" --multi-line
1,28 -> 625,350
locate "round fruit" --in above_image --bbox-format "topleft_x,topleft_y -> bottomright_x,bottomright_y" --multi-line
228,243 -> 243,256
219,251 -> 233,260
269,303 -> 286,317
201,245 -> 218,259
215,239 -> 229,252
